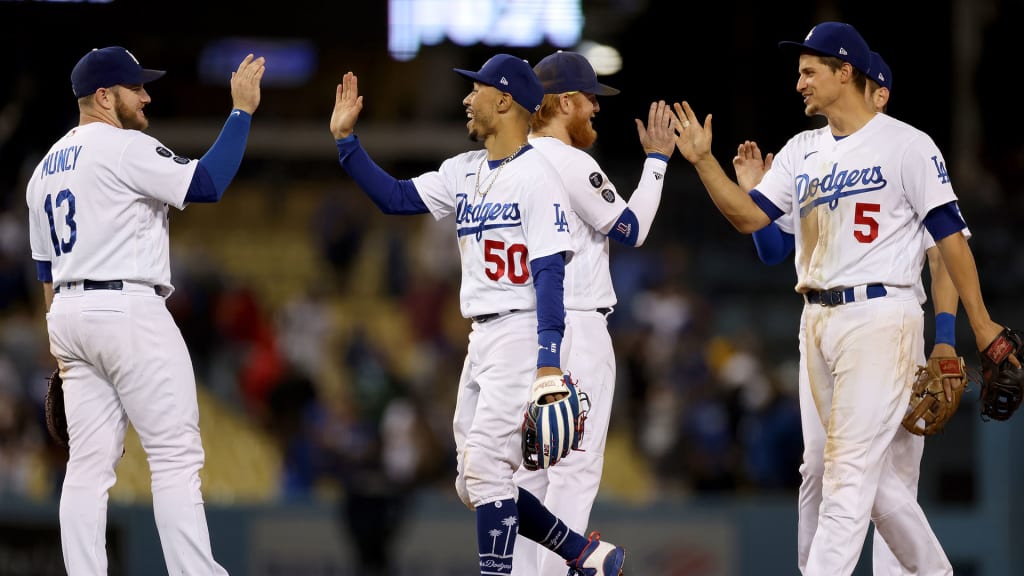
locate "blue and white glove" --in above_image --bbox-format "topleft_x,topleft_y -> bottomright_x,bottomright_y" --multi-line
521,374 -> 589,470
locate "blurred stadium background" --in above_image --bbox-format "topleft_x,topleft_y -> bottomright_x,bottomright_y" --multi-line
1,0 -> 1022,574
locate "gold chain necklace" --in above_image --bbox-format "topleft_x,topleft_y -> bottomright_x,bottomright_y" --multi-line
475,143 -> 526,197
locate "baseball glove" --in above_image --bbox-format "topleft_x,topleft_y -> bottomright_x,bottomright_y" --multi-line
45,368 -> 69,448
978,327 -> 1024,422
902,356 -> 968,436
521,373 -> 589,471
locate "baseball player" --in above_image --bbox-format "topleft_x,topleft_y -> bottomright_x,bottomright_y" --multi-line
26,46 -> 264,575
509,50 -> 676,576
734,51 -> 961,575
329,54 -> 625,576
672,21 -> 1012,575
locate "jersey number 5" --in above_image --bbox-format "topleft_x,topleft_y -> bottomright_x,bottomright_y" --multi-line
43,189 -> 78,256
853,202 -> 880,243
484,239 -> 529,284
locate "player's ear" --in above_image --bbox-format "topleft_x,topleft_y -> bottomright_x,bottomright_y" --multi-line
559,92 -> 574,113
92,87 -> 115,111
496,92 -> 514,113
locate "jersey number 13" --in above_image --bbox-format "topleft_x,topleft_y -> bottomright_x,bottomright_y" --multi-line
43,189 -> 78,256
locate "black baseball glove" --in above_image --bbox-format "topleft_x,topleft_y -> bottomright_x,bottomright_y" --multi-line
45,368 -> 69,448
978,327 -> 1024,422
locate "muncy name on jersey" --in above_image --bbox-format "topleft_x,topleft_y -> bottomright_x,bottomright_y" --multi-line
40,146 -> 83,179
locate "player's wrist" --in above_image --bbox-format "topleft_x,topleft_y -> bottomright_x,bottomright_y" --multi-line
935,312 -> 956,347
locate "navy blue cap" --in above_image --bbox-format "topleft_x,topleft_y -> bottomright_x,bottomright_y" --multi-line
868,51 -> 892,90
779,22 -> 871,76
454,54 -> 544,112
533,51 -> 619,96
71,46 -> 166,98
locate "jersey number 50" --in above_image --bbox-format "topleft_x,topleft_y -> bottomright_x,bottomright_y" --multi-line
484,239 -> 529,284
43,190 -> 78,256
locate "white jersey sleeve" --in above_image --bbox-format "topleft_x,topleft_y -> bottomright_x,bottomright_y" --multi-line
26,123 -> 196,289
529,137 -> 631,310
411,147 -> 575,318
754,114 -> 959,293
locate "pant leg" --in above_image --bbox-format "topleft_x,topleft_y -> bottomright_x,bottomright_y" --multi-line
804,296 -> 923,576
512,311 -> 613,576
64,289 -> 228,575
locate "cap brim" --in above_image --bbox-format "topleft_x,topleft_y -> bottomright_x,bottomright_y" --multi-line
594,83 -> 620,96
141,69 -> 166,84
778,40 -> 808,52
453,68 -> 482,83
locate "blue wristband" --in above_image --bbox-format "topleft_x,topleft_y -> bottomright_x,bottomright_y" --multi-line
935,312 -> 956,347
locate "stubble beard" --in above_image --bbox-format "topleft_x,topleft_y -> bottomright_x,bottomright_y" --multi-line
114,92 -> 148,131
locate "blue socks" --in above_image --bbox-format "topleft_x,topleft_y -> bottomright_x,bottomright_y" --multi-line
516,488 -> 587,560
476,498 -> 518,575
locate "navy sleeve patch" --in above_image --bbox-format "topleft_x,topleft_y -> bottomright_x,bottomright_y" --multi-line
155,146 -> 172,158
173,156 -> 191,165
589,172 -> 603,188
601,188 -> 616,203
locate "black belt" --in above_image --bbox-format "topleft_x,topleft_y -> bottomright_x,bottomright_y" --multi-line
804,284 -> 887,307
54,279 -> 170,297
473,309 -> 520,323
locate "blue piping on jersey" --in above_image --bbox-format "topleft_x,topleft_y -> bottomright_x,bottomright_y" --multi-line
607,208 -> 640,247
924,201 -> 967,242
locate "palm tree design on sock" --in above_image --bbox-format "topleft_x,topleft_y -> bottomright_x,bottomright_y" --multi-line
501,516 -> 518,554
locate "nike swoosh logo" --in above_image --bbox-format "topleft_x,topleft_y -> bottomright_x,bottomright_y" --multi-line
804,151 -> 819,159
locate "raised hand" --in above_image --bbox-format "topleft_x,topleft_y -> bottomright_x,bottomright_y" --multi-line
330,71 -> 364,140
636,100 -> 676,158
671,101 -> 712,164
733,141 -> 774,192
230,54 -> 265,115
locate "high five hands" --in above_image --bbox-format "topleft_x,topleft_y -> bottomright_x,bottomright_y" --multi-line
671,101 -> 712,165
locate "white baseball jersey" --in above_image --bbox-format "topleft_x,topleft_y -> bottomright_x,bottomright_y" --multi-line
412,146 -> 575,318
26,123 -> 194,289
755,113 -> 957,293
528,136 -> 667,311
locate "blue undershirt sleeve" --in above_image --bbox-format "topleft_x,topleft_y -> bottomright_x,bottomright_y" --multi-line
35,260 -> 52,282
186,109 -> 252,203
336,135 -> 428,215
752,222 -> 795,265
531,253 -> 567,369
748,189 -> 785,221
923,201 -> 967,242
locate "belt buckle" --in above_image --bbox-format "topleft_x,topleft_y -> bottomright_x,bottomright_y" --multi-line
821,290 -> 843,307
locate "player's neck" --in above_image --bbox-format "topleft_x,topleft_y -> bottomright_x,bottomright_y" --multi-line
827,95 -> 877,137
529,123 -> 570,146
79,109 -> 123,129
485,130 -> 529,160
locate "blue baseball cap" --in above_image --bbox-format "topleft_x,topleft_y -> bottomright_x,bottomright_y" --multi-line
778,22 -> 871,76
868,51 -> 892,90
533,51 -> 619,96
71,46 -> 166,98
454,54 -> 544,113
